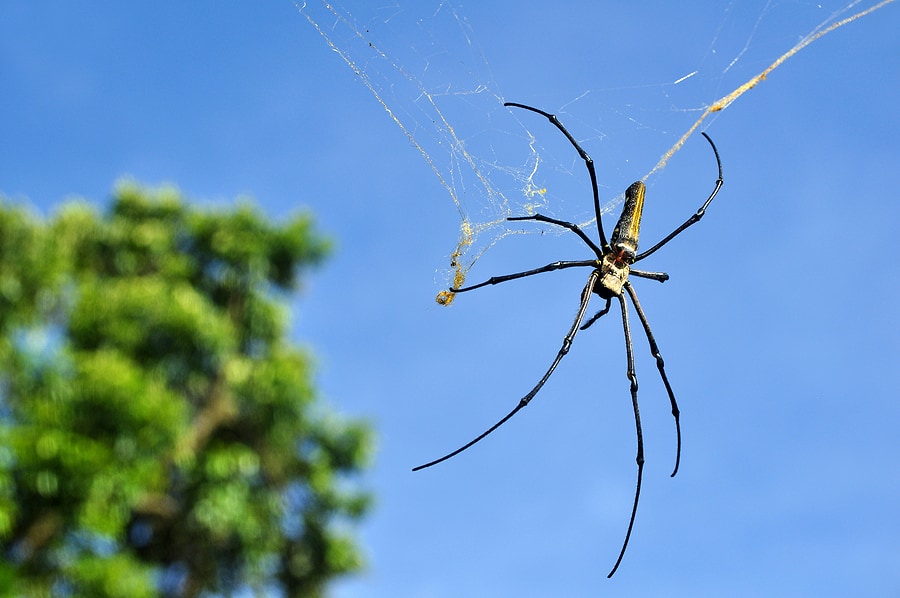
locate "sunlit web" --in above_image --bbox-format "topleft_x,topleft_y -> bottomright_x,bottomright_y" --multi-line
297,0 -> 895,303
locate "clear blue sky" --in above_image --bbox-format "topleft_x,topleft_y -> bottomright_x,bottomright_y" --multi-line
2,2 -> 899,596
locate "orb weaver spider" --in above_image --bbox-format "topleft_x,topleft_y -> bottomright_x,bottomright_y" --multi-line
414,102 -> 724,577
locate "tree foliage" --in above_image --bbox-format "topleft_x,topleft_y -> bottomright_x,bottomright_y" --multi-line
0,183 -> 371,597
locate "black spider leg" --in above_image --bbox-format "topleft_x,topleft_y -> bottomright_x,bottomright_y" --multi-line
580,296 -> 612,331
625,283 -> 681,478
508,214 -> 603,258
634,132 -> 724,262
629,269 -> 669,283
451,259 -> 597,293
451,213 -> 603,294
608,291 -> 644,578
413,270 -> 601,471
579,275 -> 667,332
505,102 -> 610,251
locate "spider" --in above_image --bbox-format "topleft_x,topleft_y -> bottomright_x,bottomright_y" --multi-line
413,101 -> 723,577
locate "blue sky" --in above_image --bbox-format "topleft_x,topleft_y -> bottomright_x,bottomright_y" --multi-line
2,1 -> 899,596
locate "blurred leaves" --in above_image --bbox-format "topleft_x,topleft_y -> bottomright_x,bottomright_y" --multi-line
0,183 -> 371,597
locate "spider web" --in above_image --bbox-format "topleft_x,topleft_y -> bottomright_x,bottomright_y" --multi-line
297,0 -> 894,303
297,1 -> 577,303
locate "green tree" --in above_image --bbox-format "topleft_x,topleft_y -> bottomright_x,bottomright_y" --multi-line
0,183 -> 371,597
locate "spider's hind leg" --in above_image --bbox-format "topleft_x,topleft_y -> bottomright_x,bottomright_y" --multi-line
624,283 -> 682,478
608,292 -> 644,578
413,270 -> 601,471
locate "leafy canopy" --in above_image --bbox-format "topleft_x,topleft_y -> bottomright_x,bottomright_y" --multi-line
0,183 -> 371,597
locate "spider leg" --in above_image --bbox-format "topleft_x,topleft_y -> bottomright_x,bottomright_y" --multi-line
625,283 -> 681,477
629,268 -> 669,283
634,132 -> 724,262
505,102 -> 610,251
608,292 -> 644,578
452,259 -> 596,293
508,214 -> 603,258
413,270 -> 600,471
580,296 -> 611,331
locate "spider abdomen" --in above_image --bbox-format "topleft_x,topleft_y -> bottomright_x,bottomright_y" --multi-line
610,181 -> 646,255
